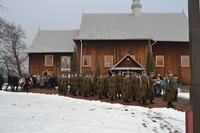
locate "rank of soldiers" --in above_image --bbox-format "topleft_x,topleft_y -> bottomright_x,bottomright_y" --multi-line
57,71 -> 176,108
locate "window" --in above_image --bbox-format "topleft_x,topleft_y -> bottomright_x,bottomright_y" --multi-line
104,55 -> 113,67
45,55 -> 53,66
83,55 -> 91,67
156,55 -> 164,67
181,55 -> 190,67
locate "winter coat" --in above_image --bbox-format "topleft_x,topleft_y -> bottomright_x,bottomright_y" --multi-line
7,75 -> 12,84
39,77 -> 45,86
96,77 -> 104,96
141,75 -> 149,100
108,76 -> 117,96
148,76 -> 155,100
163,76 -> 177,102
0,75 -> 4,85
136,76 -> 145,100
12,76 -> 19,86
131,76 -> 138,97
122,78 -> 132,99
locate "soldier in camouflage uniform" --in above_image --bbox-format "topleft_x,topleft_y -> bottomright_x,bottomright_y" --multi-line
96,74 -> 104,99
108,72 -> 117,101
122,74 -> 132,102
148,72 -> 155,104
131,72 -> 138,101
58,75 -> 62,93
83,74 -> 91,97
78,74 -> 84,95
163,71 -> 177,107
116,71 -> 123,99
103,74 -> 109,98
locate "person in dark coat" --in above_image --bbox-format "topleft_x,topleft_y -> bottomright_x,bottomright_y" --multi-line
122,74 -> 132,103
5,74 -> 13,91
163,71 -> 177,107
0,74 -> 4,90
11,75 -> 19,91
23,75 -> 32,92
96,74 -> 104,99
51,75 -> 56,90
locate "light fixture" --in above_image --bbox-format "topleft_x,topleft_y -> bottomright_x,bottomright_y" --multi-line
127,58 -> 130,61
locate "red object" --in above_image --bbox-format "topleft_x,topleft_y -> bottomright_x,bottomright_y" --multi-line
186,109 -> 193,133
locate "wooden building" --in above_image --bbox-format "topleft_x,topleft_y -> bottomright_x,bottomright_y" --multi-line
28,30 -> 79,75
28,0 -> 190,84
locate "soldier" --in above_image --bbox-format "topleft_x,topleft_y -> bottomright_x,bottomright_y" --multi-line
163,71 -> 177,107
104,74 -> 110,98
90,74 -> 96,96
96,74 -> 104,99
108,72 -> 117,101
122,73 -> 132,102
136,73 -> 146,105
11,75 -> 19,92
116,71 -> 123,99
148,72 -> 155,104
69,74 -> 74,94
131,72 -> 138,101
140,71 -> 149,105
62,74 -> 68,95
57,75 -> 62,93
72,73 -> 79,96
83,74 -> 91,97
78,74 -> 84,95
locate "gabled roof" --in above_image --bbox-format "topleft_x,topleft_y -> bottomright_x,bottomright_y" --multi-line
75,13 -> 188,42
27,30 -> 79,53
110,54 -> 145,71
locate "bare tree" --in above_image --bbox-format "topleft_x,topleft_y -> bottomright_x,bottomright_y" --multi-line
0,17 -> 28,76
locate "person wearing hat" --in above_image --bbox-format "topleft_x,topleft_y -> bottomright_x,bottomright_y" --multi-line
131,72 -> 138,101
148,72 -> 155,104
78,74 -> 84,95
83,74 -> 91,97
104,74 -> 110,98
122,73 -> 132,102
0,74 -> 4,90
11,75 -> 19,92
72,73 -> 78,96
116,71 -> 123,99
96,74 -> 104,99
163,71 -> 177,107
140,71 -> 149,105
69,74 -> 74,94
5,74 -> 13,91
90,74 -> 97,96
108,72 -> 117,101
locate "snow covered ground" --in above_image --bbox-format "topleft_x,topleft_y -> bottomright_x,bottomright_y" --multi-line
0,90 -> 185,133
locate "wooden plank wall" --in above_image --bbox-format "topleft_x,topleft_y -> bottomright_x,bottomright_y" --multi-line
29,53 -> 73,75
76,40 -> 148,75
153,42 -> 190,85
76,40 -> 190,85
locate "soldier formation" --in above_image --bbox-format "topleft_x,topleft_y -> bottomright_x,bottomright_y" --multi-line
1,71 -> 178,108
57,71 -> 178,108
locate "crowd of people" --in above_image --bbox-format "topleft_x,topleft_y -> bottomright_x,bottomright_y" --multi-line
0,71 -> 181,108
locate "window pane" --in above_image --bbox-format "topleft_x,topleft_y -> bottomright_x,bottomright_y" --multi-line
106,57 -> 112,66
182,57 -> 189,65
157,57 -> 163,65
46,56 -> 53,65
84,57 -> 90,65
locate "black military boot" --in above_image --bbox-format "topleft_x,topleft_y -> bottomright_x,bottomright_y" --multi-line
138,99 -> 142,105
104,94 -> 109,98
132,96 -> 137,101
150,99 -> 155,104
118,95 -> 122,99
169,102 -> 175,107
99,95 -> 103,99
142,99 -> 148,105
126,99 -> 130,103
111,96 -> 115,101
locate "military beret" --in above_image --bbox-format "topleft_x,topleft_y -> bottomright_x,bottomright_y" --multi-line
150,72 -> 154,75
142,71 -> 147,74
133,72 -> 137,75
118,71 -> 122,73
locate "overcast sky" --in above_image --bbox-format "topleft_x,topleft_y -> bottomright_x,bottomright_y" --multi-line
0,0 -> 188,46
